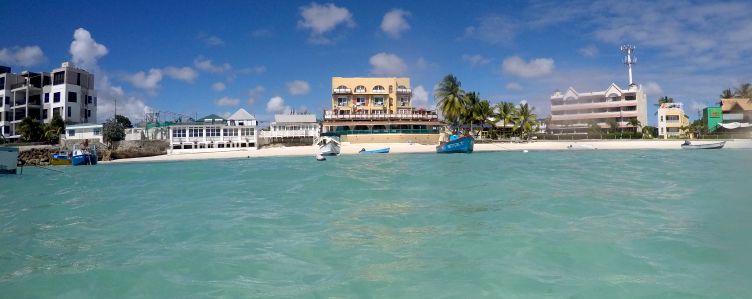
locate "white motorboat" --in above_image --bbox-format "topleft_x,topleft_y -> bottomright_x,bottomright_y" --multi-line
317,133 -> 341,156
681,140 -> 725,149
0,147 -> 19,174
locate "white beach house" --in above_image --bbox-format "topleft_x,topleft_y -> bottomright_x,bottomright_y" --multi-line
168,108 -> 257,153
63,123 -> 103,143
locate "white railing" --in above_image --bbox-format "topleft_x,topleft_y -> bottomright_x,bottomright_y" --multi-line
260,130 -> 319,138
323,113 -> 438,121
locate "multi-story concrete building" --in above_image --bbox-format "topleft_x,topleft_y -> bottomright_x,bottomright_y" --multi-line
0,62 -> 96,141
322,77 -> 441,144
657,102 -> 689,139
548,83 -> 648,135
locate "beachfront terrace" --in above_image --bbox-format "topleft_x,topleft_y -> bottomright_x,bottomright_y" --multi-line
324,111 -> 438,121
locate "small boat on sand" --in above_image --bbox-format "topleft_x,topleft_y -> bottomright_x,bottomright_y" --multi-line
50,150 -> 72,165
359,147 -> 390,154
436,135 -> 474,153
681,140 -> 725,149
0,147 -> 19,174
317,133 -> 341,156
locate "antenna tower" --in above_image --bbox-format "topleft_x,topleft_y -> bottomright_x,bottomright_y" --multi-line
620,44 -> 637,85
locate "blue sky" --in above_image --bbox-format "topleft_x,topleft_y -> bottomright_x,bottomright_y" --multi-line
2,0 -> 751,125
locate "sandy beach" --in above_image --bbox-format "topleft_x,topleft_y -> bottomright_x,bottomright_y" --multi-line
104,139 -> 752,164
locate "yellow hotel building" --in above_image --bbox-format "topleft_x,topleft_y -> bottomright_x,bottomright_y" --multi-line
657,102 -> 689,138
322,77 -> 441,140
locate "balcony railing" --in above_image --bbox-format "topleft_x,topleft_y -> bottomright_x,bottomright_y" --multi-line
333,88 -> 351,94
324,113 -> 439,121
260,130 -> 319,138
332,129 -> 439,135
396,88 -> 411,94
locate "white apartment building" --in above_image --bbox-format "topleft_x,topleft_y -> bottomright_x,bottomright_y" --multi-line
0,62 -> 96,141
168,108 -> 258,153
265,114 -> 319,138
548,83 -> 648,135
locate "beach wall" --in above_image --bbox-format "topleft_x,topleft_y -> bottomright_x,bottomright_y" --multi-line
341,134 -> 440,144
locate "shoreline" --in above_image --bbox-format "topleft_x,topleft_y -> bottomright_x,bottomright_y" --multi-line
103,139 -> 752,164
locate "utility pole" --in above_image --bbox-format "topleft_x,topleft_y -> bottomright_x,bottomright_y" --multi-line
620,44 -> 637,85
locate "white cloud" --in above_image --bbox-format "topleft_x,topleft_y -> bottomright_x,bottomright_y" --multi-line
643,81 -> 663,96
286,80 -> 311,95
251,28 -> 273,38
197,32 -> 225,46
298,2 -> 355,44
247,85 -> 265,106
415,57 -> 438,70
381,9 -> 410,39
412,85 -> 430,108
266,96 -> 291,114
463,15 -> 516,45
462,54 -> 492,66
126,69 -> 163,91
236,66 -> 266,75
369,52 -> 407,75
502,56 -> 555,78
193,56 -> 231,73
689,101 -> 708,114
70,28 -> 108,71
212,82 -> 226,92
0,46 -> 45,67
506,82 -> 523,91
578,45 -> 599,57
162,66 -> 198,82
215,96 -> 240,107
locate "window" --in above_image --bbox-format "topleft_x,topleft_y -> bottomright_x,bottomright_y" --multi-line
67,106 -> 72,117
44,93 -> 49,103
54,92 -> 61,103
223,128 -> 238,136
607,93 -> 620,101
337,97 -> 348,106
206,127 -> 221,137
93,128 -> 102,135
68,91 -> 77,102
373,85 -> 385,92
660,116 -> 664,122
188,127 -> 203,137
172,128 -> 186,138
87,110 -> 91,118
241,128 -> 254,136
355,85 -> 366,93
0,77 -> 4,90
399,97 -> 410,106
374,97 -> 384,106
68,129 -> 75,137
53,71 -> 65,85
356,97 -> 366,106
93,97 -> 97,105
43,109 -> 48,119
625,95 -> 636,101
87,96 -> 92,104
76,73 -> 81,86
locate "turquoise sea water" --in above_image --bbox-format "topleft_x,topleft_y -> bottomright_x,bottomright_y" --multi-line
1,150 -> 751,298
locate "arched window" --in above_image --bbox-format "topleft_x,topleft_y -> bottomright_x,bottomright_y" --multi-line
373,85 -> 385,92
355,85 -> 366,93
397,85 -> 406,89
337,85 -> 347,89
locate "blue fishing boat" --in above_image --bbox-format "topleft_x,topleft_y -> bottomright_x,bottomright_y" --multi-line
71,145 -> 98,166
359,147 -> 390,154
436,135 -> 474,153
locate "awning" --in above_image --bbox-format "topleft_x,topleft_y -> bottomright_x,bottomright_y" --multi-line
718,122 -> 751,129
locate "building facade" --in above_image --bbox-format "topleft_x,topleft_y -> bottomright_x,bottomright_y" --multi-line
548,83 -> 648,135
168,108 -> 258,153
657,103 -> 689,139
322,77 -> 441,143
704,98 -> 752,133
0,62 -> 96,141
63,123 -> 104,143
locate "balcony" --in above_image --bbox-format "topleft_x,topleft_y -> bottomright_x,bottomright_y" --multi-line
551,111 -> 638,121
324,112 -> 439,122
396,87 -> 411,94
551,100 -> 637,111
260,130 -> 319,138
10,83 -> 41,90
333,88 -> 351,94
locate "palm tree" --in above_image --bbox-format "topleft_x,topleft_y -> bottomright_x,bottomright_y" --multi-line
463,91 -> 481,132
627,118 -> 641,133
606,119 -> 619,134
473,100 -> 493,138
641,126 -> 655,139
654,96 -> 674,108
494,101 -> 516,137
434,74 -> 467,127
17,117 -> 43,142
514,102 -> 537,140
721,88 -> 734,99
734,83 -> 752,99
